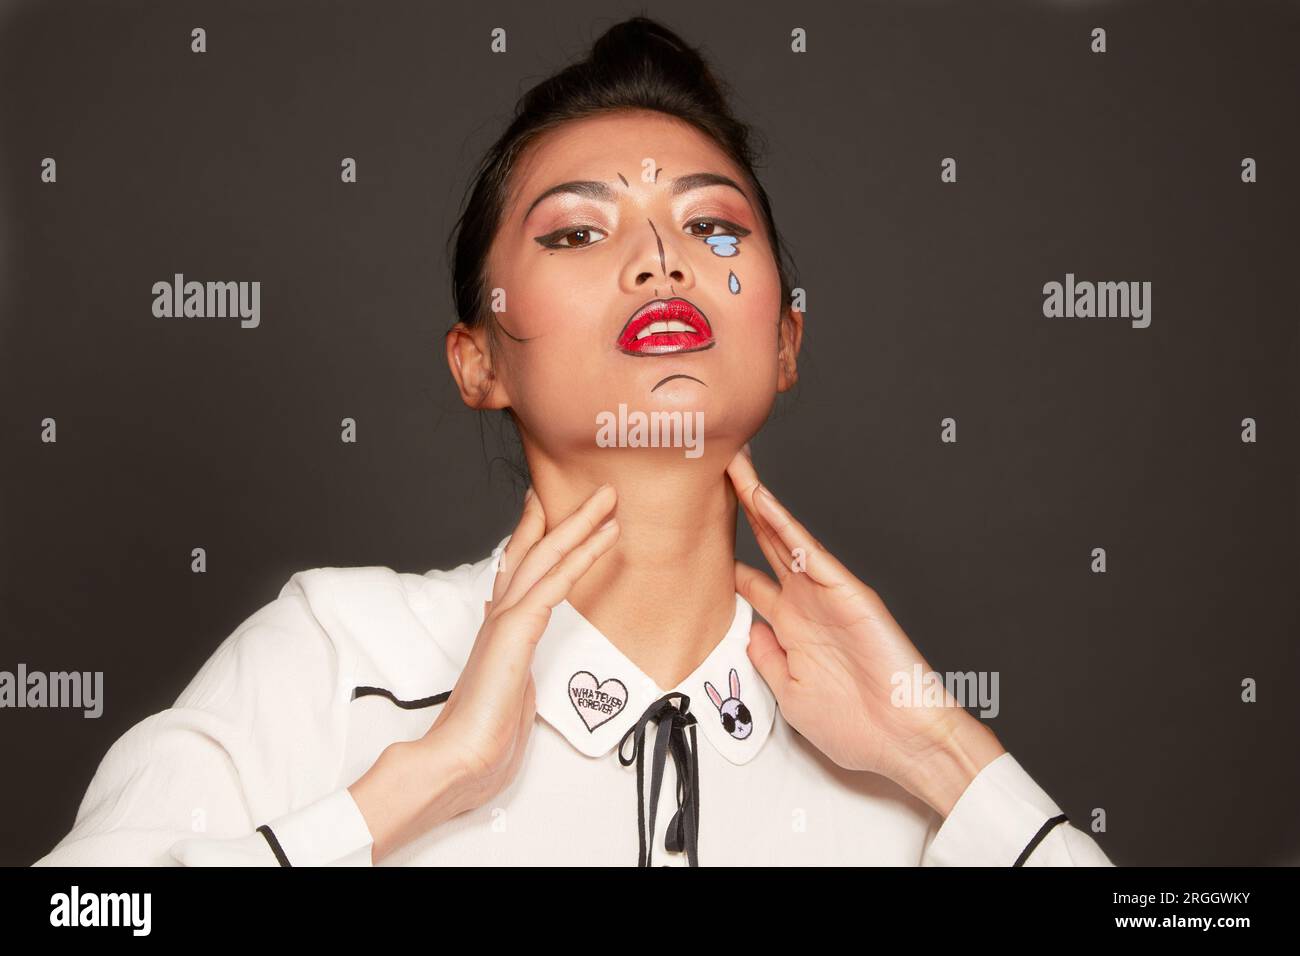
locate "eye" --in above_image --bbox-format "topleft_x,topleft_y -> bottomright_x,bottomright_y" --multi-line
686,218 -> 751,239
536,226 -> 608,249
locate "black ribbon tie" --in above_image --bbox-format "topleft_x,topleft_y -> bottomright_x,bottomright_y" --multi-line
617,691 -> 702,867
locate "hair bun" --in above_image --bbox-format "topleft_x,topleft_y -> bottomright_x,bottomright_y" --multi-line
579,16 -> 731,113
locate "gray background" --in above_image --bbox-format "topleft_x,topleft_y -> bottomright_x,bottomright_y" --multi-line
1,0 -> 1297,867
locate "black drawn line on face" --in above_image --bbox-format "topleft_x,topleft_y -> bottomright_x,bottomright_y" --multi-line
494,317 -> 537,343
647,218 -> 667,275
651,373 -> 707,392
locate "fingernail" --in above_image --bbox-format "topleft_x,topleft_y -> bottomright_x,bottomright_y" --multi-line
755,485 -> 775,506
598,517 -> 619,533
524,487 -> 535,502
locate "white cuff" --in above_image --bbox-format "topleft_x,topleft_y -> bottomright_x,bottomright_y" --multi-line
922,752 -> 1070,866
169,787 -> 375,867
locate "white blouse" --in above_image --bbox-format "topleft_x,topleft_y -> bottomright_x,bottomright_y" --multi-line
33,535 -> 1114,867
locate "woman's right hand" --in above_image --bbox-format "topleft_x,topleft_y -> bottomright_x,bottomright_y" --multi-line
422,481 -> 619,804
348,483 -> 620,862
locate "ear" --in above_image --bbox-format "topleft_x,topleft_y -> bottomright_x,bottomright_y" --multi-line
704,681 -> 723,710
729,667 -> 741,699
446,322 -> 512,410
776,303 -> 803,393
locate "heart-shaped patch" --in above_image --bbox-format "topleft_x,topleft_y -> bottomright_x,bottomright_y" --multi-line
568,670 -> 629,732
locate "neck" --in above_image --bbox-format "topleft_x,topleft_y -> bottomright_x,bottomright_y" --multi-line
526,450 -> 741,692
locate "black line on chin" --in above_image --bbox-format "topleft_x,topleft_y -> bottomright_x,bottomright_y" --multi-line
651,373 -> 708,392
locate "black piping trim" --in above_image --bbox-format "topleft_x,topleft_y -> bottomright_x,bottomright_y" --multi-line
1012,813 -> 1069,867
257,824 -> 291,867
351,685 -> 452,710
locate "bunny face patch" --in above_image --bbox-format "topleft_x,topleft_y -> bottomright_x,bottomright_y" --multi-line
704,667 -> 753,740
568,671 -> 628,732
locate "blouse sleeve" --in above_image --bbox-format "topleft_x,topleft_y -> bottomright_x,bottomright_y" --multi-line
919,751 -> 1114,866
31,573 -> 376,867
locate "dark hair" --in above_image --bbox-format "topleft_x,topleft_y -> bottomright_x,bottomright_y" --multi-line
446,15 -> 801,489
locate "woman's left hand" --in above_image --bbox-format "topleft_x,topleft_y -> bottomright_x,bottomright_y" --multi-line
726,445 -> 1007,817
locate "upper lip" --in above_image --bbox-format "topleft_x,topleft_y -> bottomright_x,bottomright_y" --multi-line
616,297 -> 713,353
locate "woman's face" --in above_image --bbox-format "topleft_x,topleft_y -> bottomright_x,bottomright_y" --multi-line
452,109 -> 800,471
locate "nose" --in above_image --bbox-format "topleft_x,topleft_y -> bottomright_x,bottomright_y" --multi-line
625,218 -> 695,293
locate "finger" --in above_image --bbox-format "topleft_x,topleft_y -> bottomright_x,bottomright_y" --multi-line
501,486 -> 615,609
735,560 -> 782,623
725,444 -> 763,508
727,448 -> 793,578
513,518 -> 620,631
477,520 -> 618,701
494,487 -> 546,604
749,483 -> 853,588
496,484 -> 617,612
746,617 -> 790,700
738,493 -> 792,580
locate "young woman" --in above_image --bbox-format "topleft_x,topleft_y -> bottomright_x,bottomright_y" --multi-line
35,16 -> 1111,867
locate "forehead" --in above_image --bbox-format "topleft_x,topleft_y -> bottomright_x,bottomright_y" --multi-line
506,110 -> 749,216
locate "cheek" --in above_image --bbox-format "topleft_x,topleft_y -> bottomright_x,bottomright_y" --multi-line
704,236 -> 781,314
505,333 -> 628,440
726,272 -> 783,366
505,258 -> 612,341
717,282 -> 784,418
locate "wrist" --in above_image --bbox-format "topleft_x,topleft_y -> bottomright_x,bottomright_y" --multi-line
349,734 -> 472,864
897,713 -> 1007,819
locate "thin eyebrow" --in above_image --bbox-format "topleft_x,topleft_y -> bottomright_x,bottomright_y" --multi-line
522,171 -> 752,225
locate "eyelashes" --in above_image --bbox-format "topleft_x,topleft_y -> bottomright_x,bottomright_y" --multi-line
534,217 -> 752,251
685,218 -> 751,241
535,225 -> 608,249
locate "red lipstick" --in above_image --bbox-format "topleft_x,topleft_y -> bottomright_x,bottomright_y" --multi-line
616,298 -> 714,355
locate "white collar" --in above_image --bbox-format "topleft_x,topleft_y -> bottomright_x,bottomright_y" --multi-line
452,535 -> 777,766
